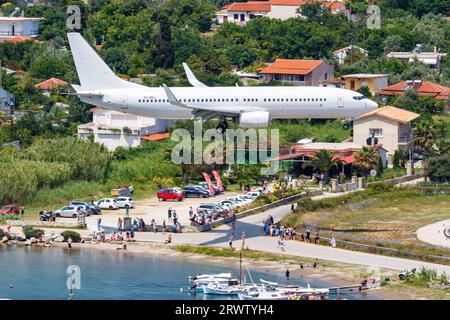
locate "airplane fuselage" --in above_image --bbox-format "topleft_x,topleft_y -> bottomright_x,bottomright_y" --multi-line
81,85 -> 377,121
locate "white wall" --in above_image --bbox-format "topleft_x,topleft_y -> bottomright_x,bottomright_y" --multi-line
267,5 -> 300,20
0,20 -> 40,37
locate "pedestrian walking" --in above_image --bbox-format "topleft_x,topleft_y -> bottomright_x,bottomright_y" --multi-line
20,207 -> 25,219
162,220 -> 166,234
306,227 -> 311,243
189,206 -> 193,219
314,229 -> 320,245
241,231 -> 245,248
228,234 -> 233,248
331,234 -> 336,248
168,208 -> 172,222
125,206 -> 130,217
97,218 -> 102,231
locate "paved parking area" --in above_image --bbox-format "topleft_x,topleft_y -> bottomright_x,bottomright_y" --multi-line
82,190 -> 241,230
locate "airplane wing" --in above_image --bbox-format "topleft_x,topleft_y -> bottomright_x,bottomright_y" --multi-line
162,84 -> 262,121
182,63 -> 208,88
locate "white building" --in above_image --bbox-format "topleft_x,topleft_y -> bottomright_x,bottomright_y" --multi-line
77,108 -> 174,151
215,1 -> 346,25
0,88 -> 14,112
386,51 -> 447,72
0,17 -> 44,40
333,45 -> 368,66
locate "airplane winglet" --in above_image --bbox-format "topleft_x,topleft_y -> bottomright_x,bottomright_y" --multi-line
163,84 -> 183,108
182,62 -> 208,87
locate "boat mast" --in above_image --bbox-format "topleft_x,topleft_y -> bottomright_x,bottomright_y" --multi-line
239,250 -> 243,285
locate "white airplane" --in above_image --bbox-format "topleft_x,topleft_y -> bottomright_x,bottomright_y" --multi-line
67,32 -> 377,131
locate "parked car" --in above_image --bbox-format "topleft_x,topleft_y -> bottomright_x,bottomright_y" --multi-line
228,196 -> 248,207
182,186 -> 209,198
0,205 -> 20,215
93,198 -> 119,210
245,191 -> 262,199
198,182 -> 221,195
55,205 -> 83,218
198,203 -> 227,216
115,197 -> 135,208
157,188 -> 185,202
69,201 -> 101,215
217,200 -> 238,211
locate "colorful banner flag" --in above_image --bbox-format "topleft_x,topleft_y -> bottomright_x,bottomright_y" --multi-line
211,170 -> 223,191
201,172 -> 215,195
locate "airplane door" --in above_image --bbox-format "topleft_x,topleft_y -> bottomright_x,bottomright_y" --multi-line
120,95 -> 128,110
337,96 -> 344,108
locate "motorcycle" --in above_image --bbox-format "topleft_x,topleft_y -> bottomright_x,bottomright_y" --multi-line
39,211 -> 56,222
399,268 -> 416,280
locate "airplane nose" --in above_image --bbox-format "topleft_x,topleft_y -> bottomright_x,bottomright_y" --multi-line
367,100 -> 378,111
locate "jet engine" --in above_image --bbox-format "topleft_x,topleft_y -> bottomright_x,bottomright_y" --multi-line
238,111 -> 270,128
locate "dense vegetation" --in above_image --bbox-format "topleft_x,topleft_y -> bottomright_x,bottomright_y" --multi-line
0,0 -> 449,208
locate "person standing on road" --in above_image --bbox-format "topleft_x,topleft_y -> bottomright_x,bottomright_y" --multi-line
306,227 -> 311,243
125,206 -> 129,217
228,234 -> 233,248
330,233 -> 336,248
97,218 -> 102,231
168,207 -> 172,222
118,217 -> 122,231
314,229 -> 320,245
241,231 -> 245,248
188,207 -> 193,219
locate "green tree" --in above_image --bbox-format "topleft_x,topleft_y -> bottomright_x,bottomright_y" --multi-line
306,149 -> 342,181
354,146 -> 379,176
425,155 -> 450,183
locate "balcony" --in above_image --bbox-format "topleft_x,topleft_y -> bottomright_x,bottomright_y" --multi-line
398,136 -> 412,144
0,30 -> 40,37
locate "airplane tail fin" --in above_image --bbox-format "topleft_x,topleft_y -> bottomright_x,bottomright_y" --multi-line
67,32 -> 138,90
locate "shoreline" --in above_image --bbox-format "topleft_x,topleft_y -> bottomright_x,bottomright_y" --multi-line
1,239 -> 421,300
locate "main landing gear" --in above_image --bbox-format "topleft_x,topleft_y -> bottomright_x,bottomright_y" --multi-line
216,119 -> 228,133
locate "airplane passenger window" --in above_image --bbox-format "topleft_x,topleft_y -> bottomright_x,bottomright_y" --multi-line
264,98 -> 266,102
307,98 -> 310,102
158,99 -> 161,102
147,99 -> 149,102
231,98 -> 233,102
226,98 -> 229,102
138,99 -> 141,103
295,98 -> 297,101
281,98 -> 284,102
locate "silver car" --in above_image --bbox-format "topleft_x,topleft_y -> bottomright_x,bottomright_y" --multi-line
55,205 -> 83,218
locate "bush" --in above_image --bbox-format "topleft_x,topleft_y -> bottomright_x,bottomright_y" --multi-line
0,213 -> 20,223
367,182 -> 394,194
60,230 -> 81,243
23,226 -> 44,239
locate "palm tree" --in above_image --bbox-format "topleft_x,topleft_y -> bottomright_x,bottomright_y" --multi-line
414,120 -> 437,158
306,150 -> 342,181
354,146 -> 379,176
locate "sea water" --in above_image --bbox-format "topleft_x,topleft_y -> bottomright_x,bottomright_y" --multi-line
0,246 -> 381,300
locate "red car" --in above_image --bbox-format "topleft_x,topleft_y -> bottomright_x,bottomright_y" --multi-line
157,188 -> 184,202
0,205 -> 21,215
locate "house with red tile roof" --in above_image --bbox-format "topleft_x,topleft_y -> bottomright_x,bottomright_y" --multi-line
35,78 -> 68,96
269,141 -> 387,178
353,106 -> 420,161
380,80 -> 450,101
259,59 -> 334,86
215,1 -> 347,25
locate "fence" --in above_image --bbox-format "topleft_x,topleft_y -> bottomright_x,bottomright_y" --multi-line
184,189 -> 324,233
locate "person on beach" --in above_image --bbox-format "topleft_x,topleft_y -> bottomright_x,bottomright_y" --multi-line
168,208 -> 172,222
125,206 -> 129,217
306,227 -> 311,243
97,218 -> 102,231
162,220 -> 166,234
228,234 -> 233,248
188,207 -> 193,219
165,233 -> 172,244
241,232 -> 245,248
67,237 -> 73,250
285,269 -> 290,283
130,229 -> 135,241
6,222 -> 11,233
118,217 -> 122,231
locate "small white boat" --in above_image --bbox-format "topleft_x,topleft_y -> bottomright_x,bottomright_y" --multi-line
238,290 -> 289,300
189,273 -> 234,292
202,282 -> 243,295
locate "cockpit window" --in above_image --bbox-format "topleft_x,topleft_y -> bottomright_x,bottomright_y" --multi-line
353,96 -> 365,100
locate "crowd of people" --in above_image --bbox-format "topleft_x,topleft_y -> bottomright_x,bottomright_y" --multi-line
263,215 -> 338,250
